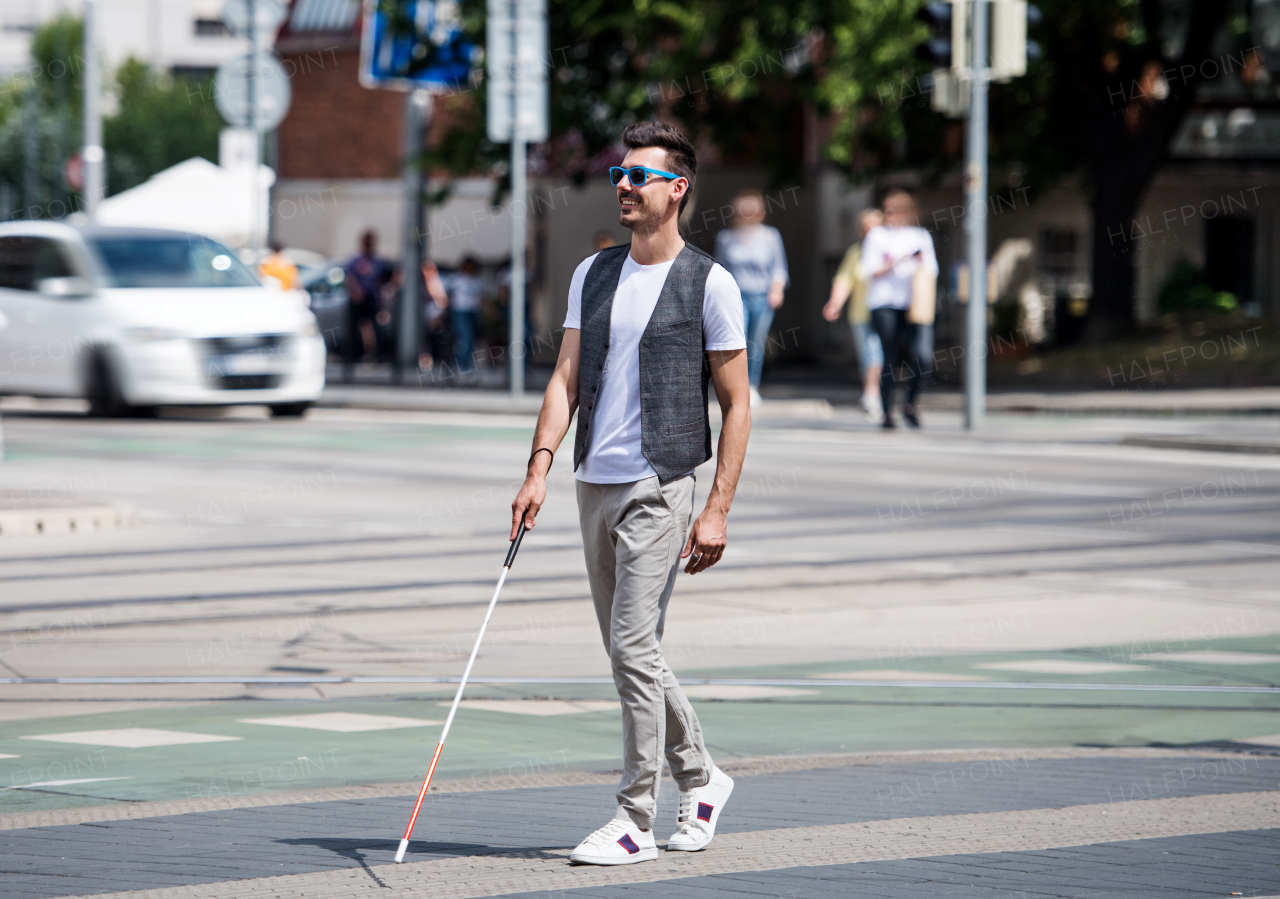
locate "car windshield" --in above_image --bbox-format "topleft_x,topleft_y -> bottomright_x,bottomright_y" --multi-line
85,235 -> 259,288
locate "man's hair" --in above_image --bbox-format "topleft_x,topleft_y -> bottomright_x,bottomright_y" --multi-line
621,120 -> 697,214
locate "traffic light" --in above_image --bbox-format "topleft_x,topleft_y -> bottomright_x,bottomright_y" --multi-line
991,0 -> 1028,81
915,2 -> 958,70
917,0 -> 969,117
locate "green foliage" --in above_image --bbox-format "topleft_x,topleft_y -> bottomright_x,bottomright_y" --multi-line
103,59 -> 222,195
0,13 -> 223,216
1157,258 -> 1239,314
29,13 -> 84,112
445,0 -> 925,187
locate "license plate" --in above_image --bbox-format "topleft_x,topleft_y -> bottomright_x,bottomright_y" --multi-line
208,353 -> 276,376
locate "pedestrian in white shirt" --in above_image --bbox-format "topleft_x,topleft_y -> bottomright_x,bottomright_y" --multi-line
511,121 -> 749,866
859,189 -> 938,429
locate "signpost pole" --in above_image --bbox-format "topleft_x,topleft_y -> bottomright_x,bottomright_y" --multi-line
82,0 -> 104,221
508,0 -> 525,398
247,0 -> 259,254
397,90 -> 431,382
963,0 -> 989,431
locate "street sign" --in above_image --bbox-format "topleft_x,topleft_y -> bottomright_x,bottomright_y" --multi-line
486,0 -> 547,142
360,0 -> 474,90
214,52 -> 292,131
220,0 -> 288,40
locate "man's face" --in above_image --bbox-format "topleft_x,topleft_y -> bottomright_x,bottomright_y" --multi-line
362,234 -> 377,256
616,146 -> 685,233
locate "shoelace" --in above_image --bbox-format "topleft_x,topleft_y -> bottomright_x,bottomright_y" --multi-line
676,793 -> 697,832
583,819 -> 629,846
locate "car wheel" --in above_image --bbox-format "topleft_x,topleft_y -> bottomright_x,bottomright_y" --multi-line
269,402 -> 312,418
87,353 -> 156,418
86,353 -> 127,418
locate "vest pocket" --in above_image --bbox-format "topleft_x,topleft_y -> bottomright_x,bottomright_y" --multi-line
665,420 -> 705,436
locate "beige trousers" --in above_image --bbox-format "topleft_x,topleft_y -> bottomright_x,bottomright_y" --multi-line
575,474 -> 713,829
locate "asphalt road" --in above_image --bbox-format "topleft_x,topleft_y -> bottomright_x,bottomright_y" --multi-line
0,401 -> 1278,810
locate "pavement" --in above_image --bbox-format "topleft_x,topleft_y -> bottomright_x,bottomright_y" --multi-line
1,391 -> 1279,897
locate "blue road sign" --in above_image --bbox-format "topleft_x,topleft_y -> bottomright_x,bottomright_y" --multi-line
359,0 -> 474,91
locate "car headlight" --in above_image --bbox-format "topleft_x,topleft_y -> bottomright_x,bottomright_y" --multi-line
124,327 -> 184,342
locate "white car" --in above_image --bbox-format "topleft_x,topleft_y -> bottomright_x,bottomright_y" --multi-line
0,222 -> 325,416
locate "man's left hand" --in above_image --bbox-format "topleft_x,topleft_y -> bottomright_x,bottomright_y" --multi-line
682,509 -> 727,574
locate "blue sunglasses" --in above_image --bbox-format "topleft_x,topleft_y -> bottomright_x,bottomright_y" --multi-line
609,165 -> 682,186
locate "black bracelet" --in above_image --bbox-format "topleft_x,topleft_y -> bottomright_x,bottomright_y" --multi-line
528,447 -> 554,472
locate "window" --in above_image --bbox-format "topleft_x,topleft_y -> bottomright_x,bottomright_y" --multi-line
0,236 -> 73,291
85,235 -> 259,288
193,18 -> 230,37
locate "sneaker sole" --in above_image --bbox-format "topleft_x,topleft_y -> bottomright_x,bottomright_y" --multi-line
569,847 -> 658,865
667,772 -> 734,852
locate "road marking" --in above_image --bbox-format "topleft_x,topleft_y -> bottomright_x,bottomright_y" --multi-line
63,790 -> 1280,899
241,712 -> 441,732
4,777 -> 130,790
1136,650 -> 1280,665
20,728 -> 242,748
827,670 -> 987,682
976,660 -> 1150,675
5,675 -> 1277,693
681,685 -> 816,700
456,699 -> 617,716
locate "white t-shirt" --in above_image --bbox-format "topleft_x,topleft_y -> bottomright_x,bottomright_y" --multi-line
564,250 -> 746,484
859,225 -> 939,311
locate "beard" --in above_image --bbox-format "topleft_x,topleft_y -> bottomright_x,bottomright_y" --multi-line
619,196 -> 662,234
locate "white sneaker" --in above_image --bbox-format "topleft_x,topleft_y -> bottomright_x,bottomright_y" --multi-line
862,393 -> 884,424
568,817 -> 658,865
749,386 -> 763,408
667,766 -> 734,852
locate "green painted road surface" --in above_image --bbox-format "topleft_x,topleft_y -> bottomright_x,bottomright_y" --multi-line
4,634 -> 1278,814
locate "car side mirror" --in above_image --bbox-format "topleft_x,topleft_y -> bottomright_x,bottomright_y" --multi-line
36,276 -> 96,298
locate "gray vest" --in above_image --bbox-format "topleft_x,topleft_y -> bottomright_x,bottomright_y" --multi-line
574,243 -> 716,480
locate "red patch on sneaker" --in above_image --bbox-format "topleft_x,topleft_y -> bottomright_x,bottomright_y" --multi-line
697,802 -> 713,821
617,833 -> 640,854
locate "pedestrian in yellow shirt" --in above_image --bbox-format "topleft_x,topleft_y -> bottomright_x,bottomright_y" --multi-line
258,243 -> 298,291
823,209 -> 884,422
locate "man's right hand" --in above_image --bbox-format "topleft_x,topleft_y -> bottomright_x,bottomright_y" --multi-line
511,474 -> 546,540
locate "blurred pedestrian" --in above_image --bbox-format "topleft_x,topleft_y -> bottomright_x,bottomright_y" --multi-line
258,242 -> 297,291
419,260 -> 450,371
592,230 -> 620,253
714,189 -> 788,407
447,255 -> 485,376
860,189 -> 938,429
823,209 -> 886,422
344,230 -> 390,374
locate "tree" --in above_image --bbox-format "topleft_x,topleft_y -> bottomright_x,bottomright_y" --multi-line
1031,0 -> 1238,339
438,0 -> 925,186
0,15 -> 223,215
0,14 -> 83,217
103,59 -> 223,196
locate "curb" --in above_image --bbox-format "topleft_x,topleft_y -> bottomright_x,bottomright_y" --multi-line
0,503 -> 137,538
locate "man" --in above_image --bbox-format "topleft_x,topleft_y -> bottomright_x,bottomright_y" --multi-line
511,121 -> 751,866
822,208 -> 885,423
344,230 -> 390,373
